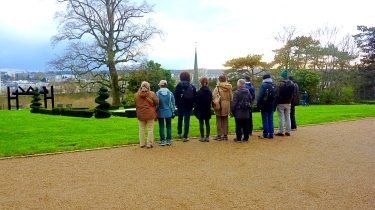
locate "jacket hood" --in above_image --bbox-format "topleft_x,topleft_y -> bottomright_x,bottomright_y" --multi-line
180,81 -> 191,88
263,78 -> 273,83
217,82 -> 232,92
158,87 -> 169,96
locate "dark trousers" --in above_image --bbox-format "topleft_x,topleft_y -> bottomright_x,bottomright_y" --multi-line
199,118 -> 210,137
290,105 -> 296,129
177,109 -> 192,138
235,118 -> 249,140
247,108 -> 253,135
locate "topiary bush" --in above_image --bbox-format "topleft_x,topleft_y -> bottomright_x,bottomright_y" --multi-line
30,87 -> 42,113
94,86 -> 111,118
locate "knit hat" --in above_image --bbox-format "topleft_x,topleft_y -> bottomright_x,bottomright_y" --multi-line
140,81 -> 150,92
280,69 -> 288,78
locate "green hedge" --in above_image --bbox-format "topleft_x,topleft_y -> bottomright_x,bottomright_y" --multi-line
39,108 -> 93,118
61,110 -> 93,118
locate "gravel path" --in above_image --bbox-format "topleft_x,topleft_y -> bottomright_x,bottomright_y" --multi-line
1,118 -> 375,209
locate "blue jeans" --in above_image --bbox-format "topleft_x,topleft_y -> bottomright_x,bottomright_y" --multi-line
261,111 -> 274,137
177,109 -> 192,138
158,117 -> 172,141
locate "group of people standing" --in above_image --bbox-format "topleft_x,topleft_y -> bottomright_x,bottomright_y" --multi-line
134,69 -> 301,148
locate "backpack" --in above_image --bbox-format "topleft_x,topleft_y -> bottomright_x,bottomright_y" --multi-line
181,84 -> 194,101
238,91 -> 251,110
212,86 -> 221,110
281,80 -> 295,99
263,82 -> 278,102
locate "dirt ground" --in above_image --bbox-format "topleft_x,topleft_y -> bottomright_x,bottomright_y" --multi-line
1,118 -> 375,210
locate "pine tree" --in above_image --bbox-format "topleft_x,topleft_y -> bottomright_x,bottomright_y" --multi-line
94,86 -> 111,118
30,87 -> 42,113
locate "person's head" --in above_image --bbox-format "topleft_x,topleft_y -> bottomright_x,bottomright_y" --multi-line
200,77 -> 208,87
218,75 -> 226,82
140,81 -> 150,92
158,80 -> 167,88
244,75 -> 251,82
237,79 -> 245,88
288,76 -> 296,83
263,73 -> 271,80
280,69 -> 288,79
179,71 -> 191,82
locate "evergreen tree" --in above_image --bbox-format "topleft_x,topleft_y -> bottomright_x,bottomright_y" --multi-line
94,86 -> 111,118
30,87 -> 42,113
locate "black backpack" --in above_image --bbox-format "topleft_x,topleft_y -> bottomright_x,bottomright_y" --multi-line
281,80 -> 295,99
238,91 -> 251,110
263,82 -> 278,102
181,84 -> 195,101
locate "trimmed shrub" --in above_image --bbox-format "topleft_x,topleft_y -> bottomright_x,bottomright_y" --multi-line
61,110 -> 93,118
94,86 -> 111,118
52,107 -> 61,115
30,87 -> 42,113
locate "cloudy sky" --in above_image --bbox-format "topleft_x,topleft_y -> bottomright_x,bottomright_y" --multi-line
0,0 -> 374,72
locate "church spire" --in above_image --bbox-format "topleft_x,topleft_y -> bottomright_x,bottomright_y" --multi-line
193,42 -> 198,87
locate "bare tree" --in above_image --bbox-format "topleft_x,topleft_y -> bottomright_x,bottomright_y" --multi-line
273,25 -> 298,44
49,0 -> 163,105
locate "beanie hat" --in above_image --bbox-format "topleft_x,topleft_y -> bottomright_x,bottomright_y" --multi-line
140,81 -> 150,92
280,69 -> 288,78
263,73 -> 271,79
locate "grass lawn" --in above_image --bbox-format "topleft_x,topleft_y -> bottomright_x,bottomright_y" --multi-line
0,104 -> 374,157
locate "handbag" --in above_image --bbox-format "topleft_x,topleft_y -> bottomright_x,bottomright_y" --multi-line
212,86 -> 221,110
145,97 -> 158,122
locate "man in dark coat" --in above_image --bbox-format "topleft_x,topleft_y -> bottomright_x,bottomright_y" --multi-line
174,71 -> 196,142
230,79 -> 251,143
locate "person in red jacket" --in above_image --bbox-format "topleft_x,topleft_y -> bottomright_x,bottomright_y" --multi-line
134,81 -> 159,148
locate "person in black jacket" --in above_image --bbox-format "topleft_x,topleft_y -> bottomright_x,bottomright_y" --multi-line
230,79 -> 251,143
194,77 -> 212,142
174,71 -> 196,142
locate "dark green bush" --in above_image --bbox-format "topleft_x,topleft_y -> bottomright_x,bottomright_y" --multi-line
30,87 -> 42,113
94,86 -> 111,118
39,109 -> 53,115
52,107 -> 61,115
319,90 -> 336,105
61,110 -> 93,118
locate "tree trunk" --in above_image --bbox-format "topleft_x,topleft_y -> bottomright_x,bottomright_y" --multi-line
109,64 -> 121,105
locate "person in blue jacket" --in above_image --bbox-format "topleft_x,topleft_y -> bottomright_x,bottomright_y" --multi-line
256,73 -> 276,139
173,71 -> 196,142
156,80 -> 175,146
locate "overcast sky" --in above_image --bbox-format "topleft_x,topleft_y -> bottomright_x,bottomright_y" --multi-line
0,0 -> 374,72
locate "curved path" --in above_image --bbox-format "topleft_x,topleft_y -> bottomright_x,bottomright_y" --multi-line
1,118 -> 375,209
